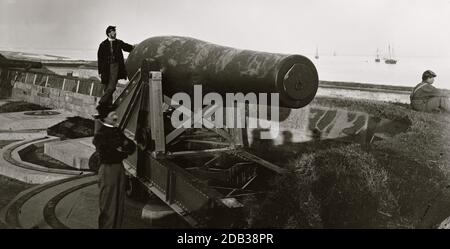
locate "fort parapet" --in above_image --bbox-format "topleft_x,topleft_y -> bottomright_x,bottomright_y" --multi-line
0,68 -> 124,118
1,60 -> 414,120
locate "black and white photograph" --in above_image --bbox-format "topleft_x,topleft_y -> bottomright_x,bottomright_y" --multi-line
1,0 -> 450,240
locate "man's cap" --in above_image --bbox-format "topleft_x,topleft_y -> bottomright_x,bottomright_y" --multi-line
106,26 -> 116,35
423,70 -> 437,79
95,103 -> 117,119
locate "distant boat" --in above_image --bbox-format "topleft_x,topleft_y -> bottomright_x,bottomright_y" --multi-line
375,48 -> 380,62
384,44 -> 397,64
315,46 -> 319,59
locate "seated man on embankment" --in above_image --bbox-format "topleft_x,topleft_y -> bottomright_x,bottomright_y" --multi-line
410,70 -> 450,113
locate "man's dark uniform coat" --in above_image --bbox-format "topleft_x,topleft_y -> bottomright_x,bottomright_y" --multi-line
93,122 -> 136,229
97,39 -> 134,85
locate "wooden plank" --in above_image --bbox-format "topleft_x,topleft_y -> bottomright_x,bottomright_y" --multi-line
61,78 -> 66,91
203,155 -> 220,168
226,174 -> 257,197
117,70 -> 143,130
166,147 -> 233,157
183,139 -> 229,146
149,71 -> 166,153
75,80 -> 80,93
233,150 -> 287,174
128,68 -> 142,83
115,69 -> 141,106
89,82 -> 94,96
118,82 -> 142,131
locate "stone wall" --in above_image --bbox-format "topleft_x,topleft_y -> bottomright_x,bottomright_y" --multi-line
8,69 -> 125,119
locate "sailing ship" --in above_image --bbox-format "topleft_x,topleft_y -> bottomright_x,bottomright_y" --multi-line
384,44 -> 397,64
375,48 -> 380,62
315,46 -> 319,59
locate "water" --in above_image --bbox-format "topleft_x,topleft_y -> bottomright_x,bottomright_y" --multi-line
312,55 -> 450,90
2,48 -> 97,61
12,48 -> 450,90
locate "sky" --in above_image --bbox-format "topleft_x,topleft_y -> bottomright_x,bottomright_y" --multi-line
1,0 -> 450,60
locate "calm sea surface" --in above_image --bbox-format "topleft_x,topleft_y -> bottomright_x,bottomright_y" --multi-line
312,55 -> 450,90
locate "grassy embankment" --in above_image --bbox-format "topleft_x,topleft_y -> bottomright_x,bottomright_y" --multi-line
244,97 -> 450,228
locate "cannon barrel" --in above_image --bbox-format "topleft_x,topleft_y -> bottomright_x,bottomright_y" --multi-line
126,36 -> 318,108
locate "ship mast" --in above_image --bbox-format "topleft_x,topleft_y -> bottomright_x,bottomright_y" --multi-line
388,44 -> 392,60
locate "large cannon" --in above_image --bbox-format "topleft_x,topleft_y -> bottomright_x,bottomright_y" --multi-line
125,36 -> 318,108
115,37 -> 319,227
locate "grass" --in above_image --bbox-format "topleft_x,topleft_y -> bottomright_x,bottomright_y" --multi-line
243,96 -> 450,228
